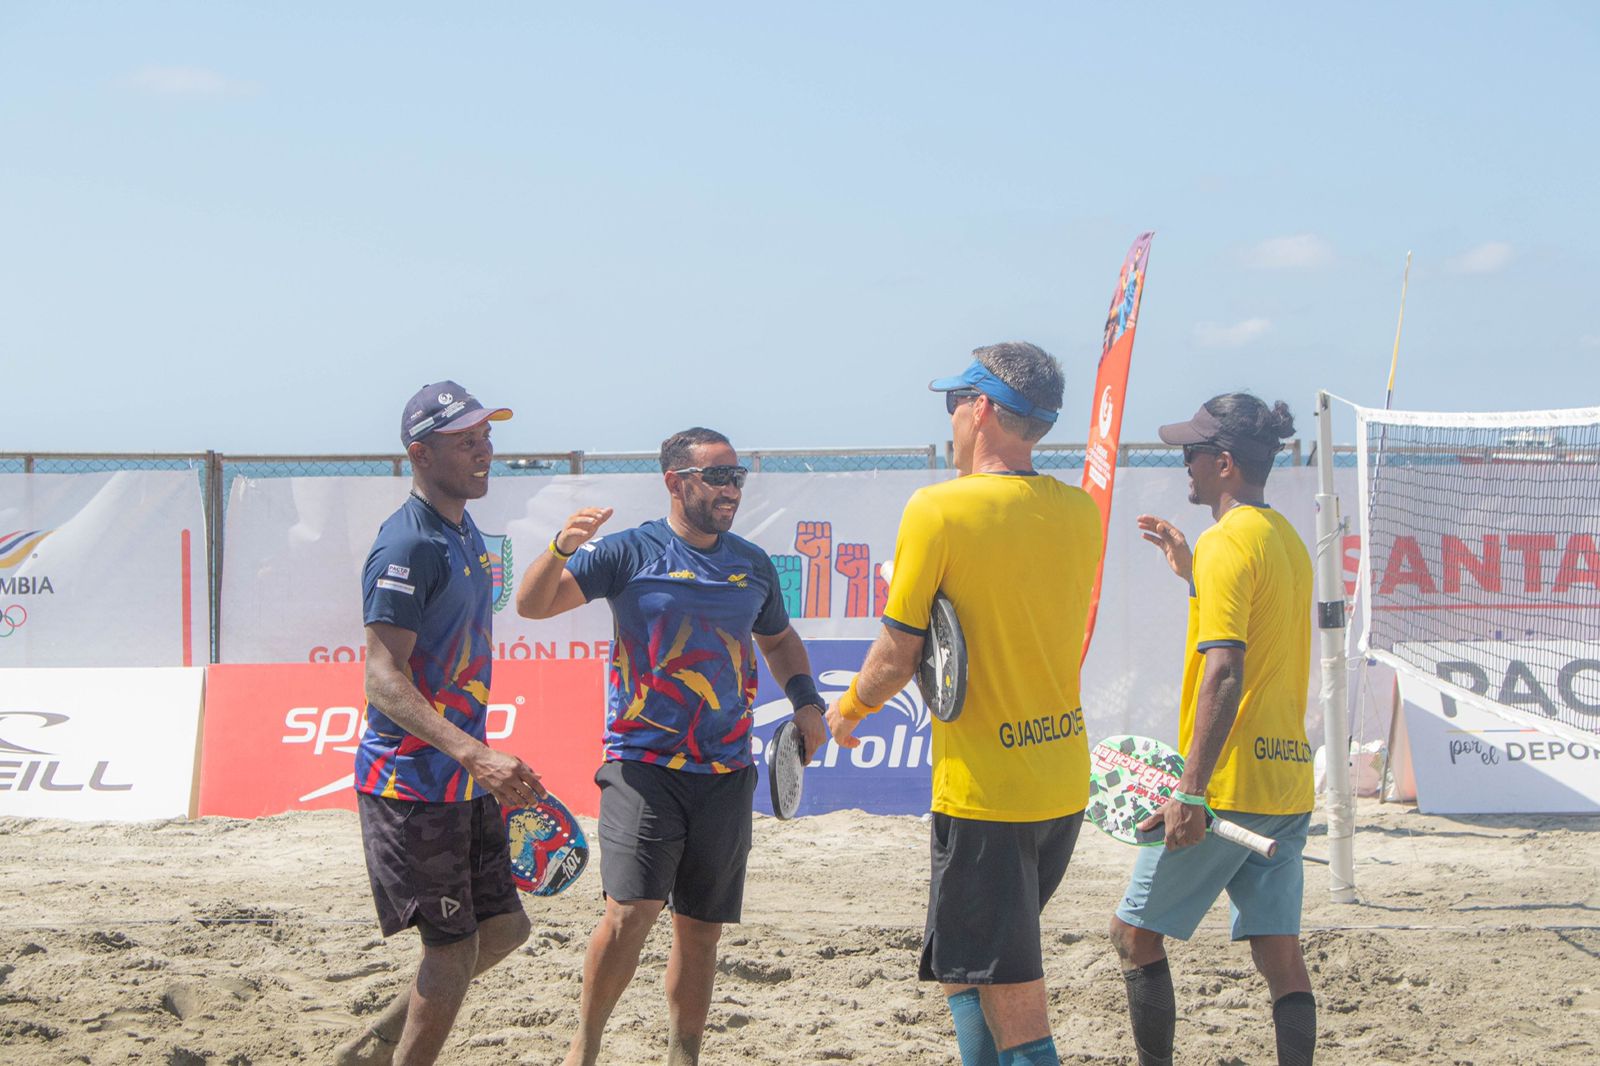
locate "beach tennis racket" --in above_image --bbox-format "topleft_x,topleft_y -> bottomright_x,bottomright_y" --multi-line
1087,735 -> 1277,858
503,791 -> 590,896
917,593 -> 968,723
767,719 -> 805,820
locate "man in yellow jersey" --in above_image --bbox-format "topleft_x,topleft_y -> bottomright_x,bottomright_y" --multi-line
827,342 -> 1103,1066
1108,393 -> 1317,1066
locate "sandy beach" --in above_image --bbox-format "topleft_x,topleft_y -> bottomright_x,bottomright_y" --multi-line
1,799 -> 1596,1065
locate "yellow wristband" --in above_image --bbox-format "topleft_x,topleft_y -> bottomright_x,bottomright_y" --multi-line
837,678 -> 885,721
549,536 -> 575,560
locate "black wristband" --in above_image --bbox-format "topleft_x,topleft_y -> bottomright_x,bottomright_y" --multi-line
784,674 -> 823,713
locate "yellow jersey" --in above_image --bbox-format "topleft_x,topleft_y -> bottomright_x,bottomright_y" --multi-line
882,472 -> 1102,822
1180,504 -> 1315,815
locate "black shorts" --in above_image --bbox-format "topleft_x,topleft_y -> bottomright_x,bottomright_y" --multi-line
357,792 -> 524,945
595,759 -> 756,924
919,811 -> 1084,985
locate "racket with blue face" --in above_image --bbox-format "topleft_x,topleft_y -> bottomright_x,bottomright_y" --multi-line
504,792 -> 590,896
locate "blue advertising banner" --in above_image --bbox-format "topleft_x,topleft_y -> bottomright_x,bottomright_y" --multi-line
749,639 -> 933,817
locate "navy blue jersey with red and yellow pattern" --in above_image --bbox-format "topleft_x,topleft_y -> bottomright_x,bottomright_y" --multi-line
568,518 -> 788,773
358,495 -> 496,803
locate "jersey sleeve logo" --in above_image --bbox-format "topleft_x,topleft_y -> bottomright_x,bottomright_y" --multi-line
375,578 -> 415,594
386,563 -> 411,579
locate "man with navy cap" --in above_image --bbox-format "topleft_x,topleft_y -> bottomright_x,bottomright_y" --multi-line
828,342 -> 1103,1066
336,381 -> 542,1066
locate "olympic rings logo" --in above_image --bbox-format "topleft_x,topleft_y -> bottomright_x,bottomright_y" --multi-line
0,605 -> 27,637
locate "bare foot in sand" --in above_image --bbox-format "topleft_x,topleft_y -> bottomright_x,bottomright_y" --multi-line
332,1026 -> 397,1066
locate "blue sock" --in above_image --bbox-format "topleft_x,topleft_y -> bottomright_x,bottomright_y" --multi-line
947,989 -> 999,1066
998,1036 -> 1061,1066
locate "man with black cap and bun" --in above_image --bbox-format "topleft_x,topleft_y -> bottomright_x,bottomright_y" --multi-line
826,342 -> 1102,1066
1108,393 -> 1317,1066
335,381 -> 542,1066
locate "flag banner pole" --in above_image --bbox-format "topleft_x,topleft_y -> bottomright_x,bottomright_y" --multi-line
1081,232 -> 1154,661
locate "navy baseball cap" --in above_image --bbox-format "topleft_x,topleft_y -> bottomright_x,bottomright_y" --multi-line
928,360 -> 1059,424
400,381 -> 513,446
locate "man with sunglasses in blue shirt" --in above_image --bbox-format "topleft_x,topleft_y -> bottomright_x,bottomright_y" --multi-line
517,426 -> 828,1066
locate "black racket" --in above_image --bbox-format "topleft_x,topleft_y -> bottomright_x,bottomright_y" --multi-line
917,593 -> 968,723
767,719 -> 805,820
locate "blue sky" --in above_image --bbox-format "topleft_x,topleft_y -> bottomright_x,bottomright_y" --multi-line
3,3 -> 1596,455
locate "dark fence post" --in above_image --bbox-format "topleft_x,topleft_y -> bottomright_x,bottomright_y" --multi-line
206,452 -> 224,664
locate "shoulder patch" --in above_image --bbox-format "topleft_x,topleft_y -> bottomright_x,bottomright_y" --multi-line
376,578 -> 415,595
386,563 -> 411,579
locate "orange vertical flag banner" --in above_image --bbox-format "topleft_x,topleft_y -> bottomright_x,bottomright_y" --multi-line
1081,232 -> 1154,661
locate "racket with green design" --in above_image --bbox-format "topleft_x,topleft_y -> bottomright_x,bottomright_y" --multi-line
1087,735 -> 1277,857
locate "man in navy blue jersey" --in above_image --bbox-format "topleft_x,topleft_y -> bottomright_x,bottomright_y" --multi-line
517,426 -> 828,1066
337,381 -> 542,1066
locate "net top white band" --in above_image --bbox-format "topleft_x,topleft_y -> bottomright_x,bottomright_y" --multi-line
1349,402 -> 1600,429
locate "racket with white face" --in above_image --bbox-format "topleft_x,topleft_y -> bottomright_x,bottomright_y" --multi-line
1087,734 -> 1277,858
767,719 -> 805,820
879,559 -> 966,723
918,594 -> 967,723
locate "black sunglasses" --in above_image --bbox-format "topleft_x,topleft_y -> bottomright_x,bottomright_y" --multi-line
1182,443 -> 1224,464
671,464 -> 749,488
945,389 -> 983,415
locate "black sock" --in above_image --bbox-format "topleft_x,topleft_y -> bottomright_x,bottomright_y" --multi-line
1121,959 -> 1174,1066
1272,991 -> 1317,1066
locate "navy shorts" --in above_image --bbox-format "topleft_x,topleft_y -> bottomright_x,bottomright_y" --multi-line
357,792 -> 524,945
919,811 -> 1084,985
595,759 -> 756,924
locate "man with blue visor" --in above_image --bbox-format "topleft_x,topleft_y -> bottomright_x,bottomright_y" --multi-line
828,342 -> 1103,1066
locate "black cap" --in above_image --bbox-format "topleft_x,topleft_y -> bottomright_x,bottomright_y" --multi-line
1158,404 -> 1279,461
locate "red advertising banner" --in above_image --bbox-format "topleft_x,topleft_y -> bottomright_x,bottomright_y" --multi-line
1082,232 -> 1154,659
198,659 -> 605,819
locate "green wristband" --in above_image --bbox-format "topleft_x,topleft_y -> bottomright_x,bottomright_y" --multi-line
1171,789 -> 1207,806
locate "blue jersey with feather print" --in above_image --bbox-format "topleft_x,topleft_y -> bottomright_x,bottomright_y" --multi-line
567,519 -> 788,773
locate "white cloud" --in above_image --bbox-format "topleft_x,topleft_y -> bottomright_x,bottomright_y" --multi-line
128,66 -> 251,98
1242,234 -> 1334,270
1193,318 -> 1272,349
1447,241 -> 1513,274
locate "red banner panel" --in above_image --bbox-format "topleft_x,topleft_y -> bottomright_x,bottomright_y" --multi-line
198,659 -> 605,818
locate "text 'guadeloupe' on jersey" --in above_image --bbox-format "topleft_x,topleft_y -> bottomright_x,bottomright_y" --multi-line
882,474 -> 1103,822
1181,504 -> 1315,815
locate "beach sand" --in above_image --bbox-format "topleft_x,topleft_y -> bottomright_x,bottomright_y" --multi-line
1,799 -> 1596,1064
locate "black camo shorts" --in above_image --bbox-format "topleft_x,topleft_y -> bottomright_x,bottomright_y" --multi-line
357,791 -> 524,945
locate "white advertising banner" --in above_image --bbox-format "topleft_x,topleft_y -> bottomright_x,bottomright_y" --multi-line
0,472 -> 209,667
0,667 -> 206,821
220,467 -> 1368,747
1396,668 -> 1600,813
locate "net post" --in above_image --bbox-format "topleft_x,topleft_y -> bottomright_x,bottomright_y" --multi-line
1314,390 -> 1357,902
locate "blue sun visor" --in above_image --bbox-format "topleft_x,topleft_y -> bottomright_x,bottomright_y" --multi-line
928,361 -> 1058,424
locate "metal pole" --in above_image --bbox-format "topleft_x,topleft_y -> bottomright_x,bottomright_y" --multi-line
1314,391 -> 1356,902
206,452 -> 225,664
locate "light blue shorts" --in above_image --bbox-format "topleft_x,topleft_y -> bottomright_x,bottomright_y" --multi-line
1114,811 -> 1311,941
